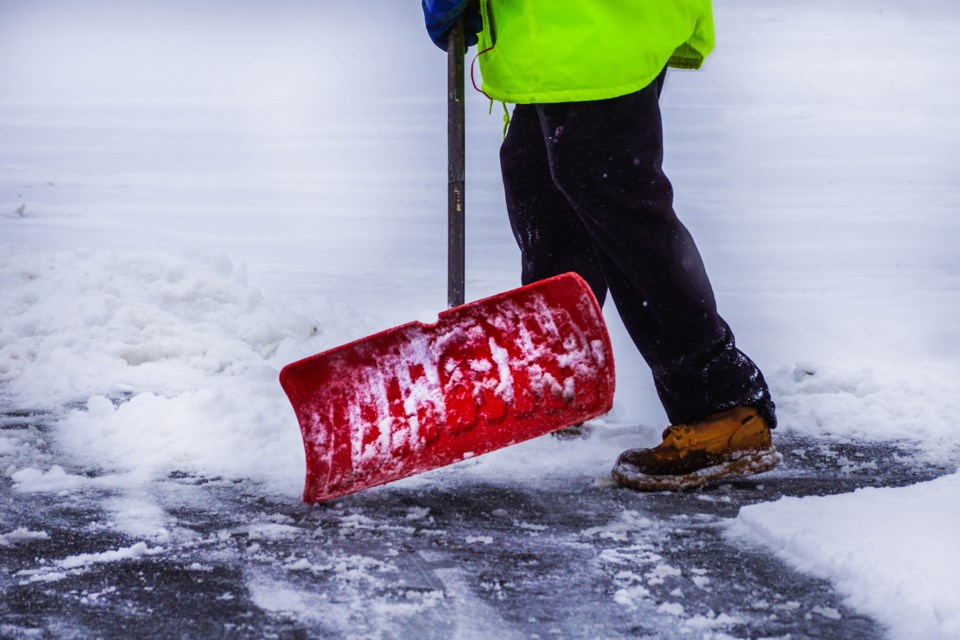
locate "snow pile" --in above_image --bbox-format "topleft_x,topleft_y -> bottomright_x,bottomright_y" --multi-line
3,246 -> 956,501
771,362 -> 960,464
0,248 -> 319,404
731,471 -> 960,640
0,247 -> 352,493
10,465 -> 104,493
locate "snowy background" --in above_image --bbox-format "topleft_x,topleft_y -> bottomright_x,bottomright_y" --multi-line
1,0 -> 958,638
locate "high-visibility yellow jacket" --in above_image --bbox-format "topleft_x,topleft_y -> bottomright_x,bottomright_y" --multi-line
475,1 -> 714,104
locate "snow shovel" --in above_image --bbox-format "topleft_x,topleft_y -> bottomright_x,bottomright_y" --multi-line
278,24 -> 616,503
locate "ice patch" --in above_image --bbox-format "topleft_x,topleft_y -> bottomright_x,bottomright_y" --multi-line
104,494 -> 170,540
239,523 -> 303,541
612,570 -> 651,610
16,542 -> 165,584
682,611 -> 743,631
10,465 -> 89,493
0,437 -> 17,455
810,606 -> 842,620
658,602 -> 685,616
283,558 -> 313,571
404,507 -> 431,521
59,542 -> 164,570
0,527 -> 50,547
247,575 -> 330,623
583,510 -> 653,542
646,563 -> 682,586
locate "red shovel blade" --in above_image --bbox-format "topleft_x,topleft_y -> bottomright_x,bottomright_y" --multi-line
279,273 -> 615,503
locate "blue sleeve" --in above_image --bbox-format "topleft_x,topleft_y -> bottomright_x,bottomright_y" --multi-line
422,0 -> 483,51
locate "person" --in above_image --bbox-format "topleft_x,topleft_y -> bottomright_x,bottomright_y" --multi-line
422,0 -> 779,490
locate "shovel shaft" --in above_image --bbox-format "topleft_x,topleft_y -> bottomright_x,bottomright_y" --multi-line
447,22 -> 466,308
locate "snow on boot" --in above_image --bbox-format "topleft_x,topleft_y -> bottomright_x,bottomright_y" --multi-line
611,407 -> 780,491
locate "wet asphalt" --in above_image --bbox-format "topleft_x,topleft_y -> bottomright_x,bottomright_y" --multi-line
1,407 -> 953,639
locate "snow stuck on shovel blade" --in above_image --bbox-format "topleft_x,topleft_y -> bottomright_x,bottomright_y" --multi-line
280,273 -> 615,502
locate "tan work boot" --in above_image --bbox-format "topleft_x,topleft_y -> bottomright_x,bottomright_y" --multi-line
611,407 -> 780,491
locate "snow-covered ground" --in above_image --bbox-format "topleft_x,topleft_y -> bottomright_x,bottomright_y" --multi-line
1,1 -> 959,638
732,471 -> 960,640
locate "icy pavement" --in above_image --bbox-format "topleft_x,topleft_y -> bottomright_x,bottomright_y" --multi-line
2,404 -> 953,639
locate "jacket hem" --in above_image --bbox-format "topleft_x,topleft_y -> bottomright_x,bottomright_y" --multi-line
481,71 -> 665,105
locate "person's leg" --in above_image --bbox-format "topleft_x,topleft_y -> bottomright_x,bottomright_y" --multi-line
500,103 -> 609,307
533,78 -> 775,427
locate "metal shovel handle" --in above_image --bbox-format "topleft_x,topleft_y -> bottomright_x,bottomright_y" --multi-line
447,21 -> 466,308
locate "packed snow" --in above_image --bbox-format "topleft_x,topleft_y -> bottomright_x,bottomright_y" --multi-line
732,471 -> 960,640
1,0 -> 959,637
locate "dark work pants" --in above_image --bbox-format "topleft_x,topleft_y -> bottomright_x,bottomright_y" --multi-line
500,72 -> 776,427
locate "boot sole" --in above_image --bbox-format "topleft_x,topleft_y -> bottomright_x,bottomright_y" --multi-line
611,447 -> 782,492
